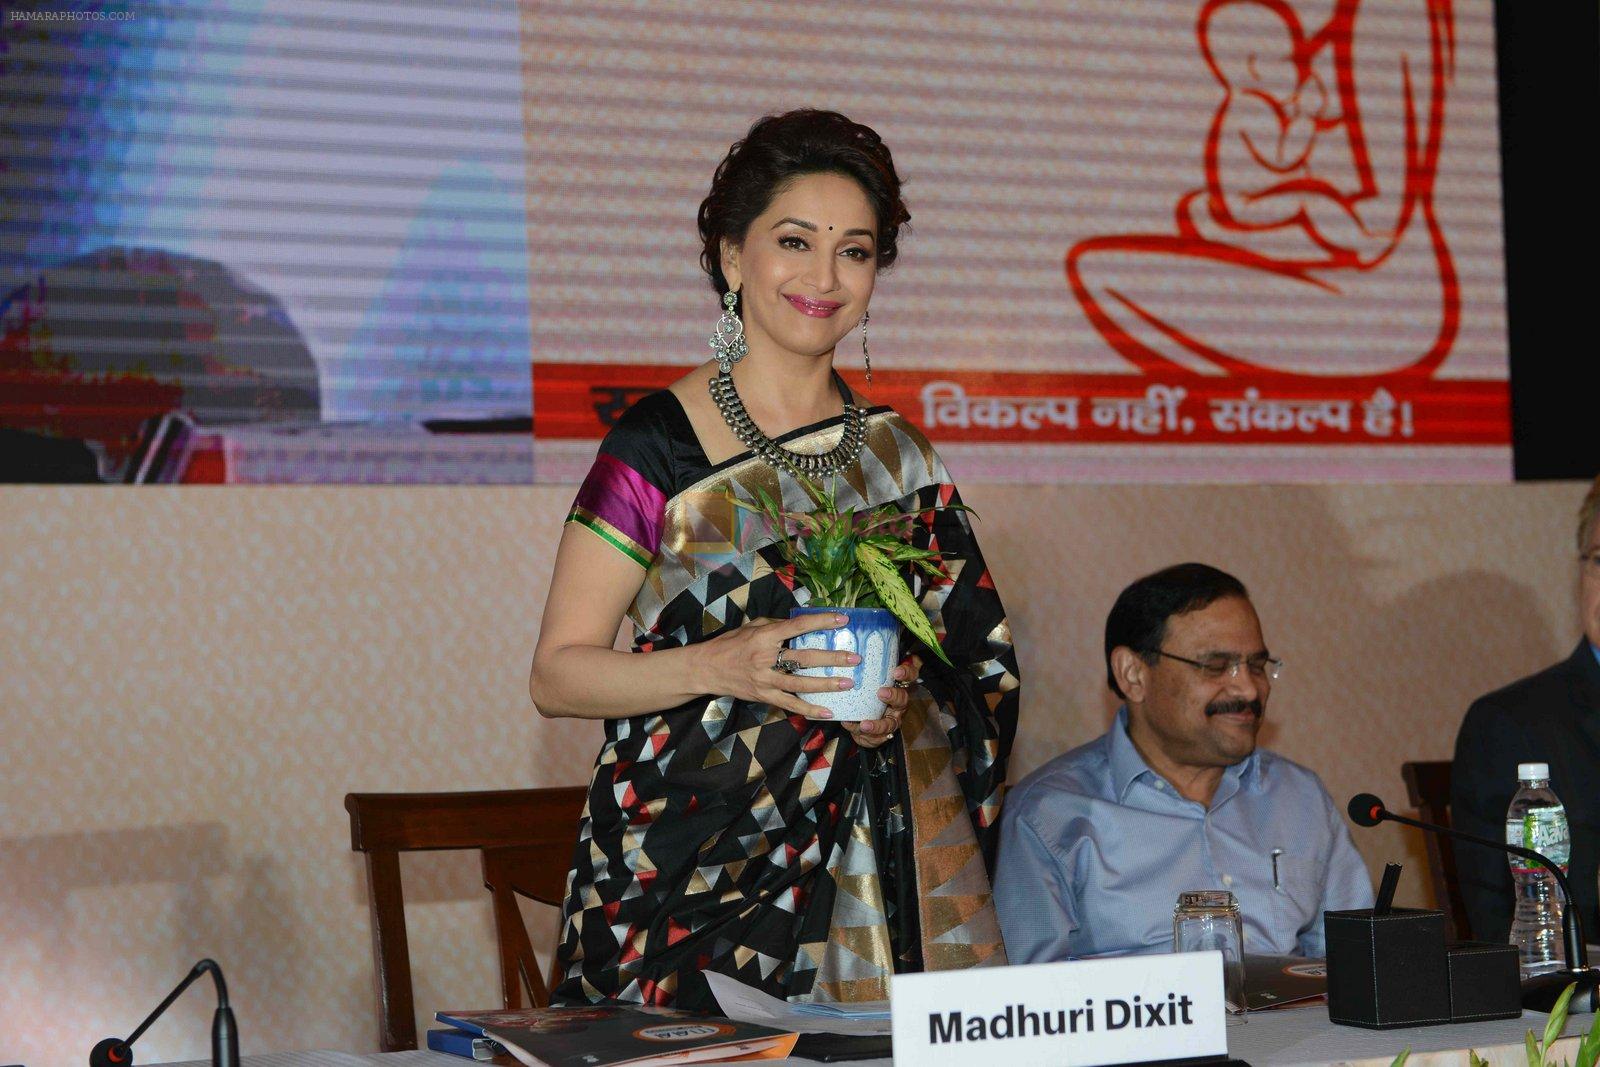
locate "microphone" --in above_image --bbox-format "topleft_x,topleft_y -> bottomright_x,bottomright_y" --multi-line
1348,794 -> 1599,1013
90,959 -> 238,1067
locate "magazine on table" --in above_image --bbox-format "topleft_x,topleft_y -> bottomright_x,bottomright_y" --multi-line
434,1005 -> 799,1067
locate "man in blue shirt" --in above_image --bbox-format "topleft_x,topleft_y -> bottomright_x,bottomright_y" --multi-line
994,562 -> 1373,962
1452,476 -> 1600,943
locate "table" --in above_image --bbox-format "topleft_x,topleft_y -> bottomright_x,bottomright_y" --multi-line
154,1003 -> 1592,1067
1230,1005 -> 1577,1066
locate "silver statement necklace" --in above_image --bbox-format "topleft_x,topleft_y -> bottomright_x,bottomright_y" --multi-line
709,368 -> 867,477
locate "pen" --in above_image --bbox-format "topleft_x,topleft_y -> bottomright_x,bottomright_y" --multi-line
1271,847 -> 1283,890
1374,862 -> 1402,914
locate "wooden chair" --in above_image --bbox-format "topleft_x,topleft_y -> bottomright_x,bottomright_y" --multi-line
1401,760 -> 1472,940
344,787 -> 587,1052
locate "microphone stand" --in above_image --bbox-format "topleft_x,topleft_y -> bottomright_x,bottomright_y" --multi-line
90,959 -> 239,1067
1375,806 -> 1598,1013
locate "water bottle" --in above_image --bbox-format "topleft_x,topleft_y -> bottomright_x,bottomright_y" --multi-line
1506,762 -> 1570,977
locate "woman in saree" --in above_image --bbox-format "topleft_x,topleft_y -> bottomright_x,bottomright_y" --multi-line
530,109 -> 1020,1011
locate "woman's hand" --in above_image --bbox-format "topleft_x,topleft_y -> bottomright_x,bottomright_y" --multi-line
842,662 -> 914,749
698,613 -> 862,719
697,615 -> 916,744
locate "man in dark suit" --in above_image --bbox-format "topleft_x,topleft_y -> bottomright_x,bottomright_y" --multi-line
1453,476 -> 1600,942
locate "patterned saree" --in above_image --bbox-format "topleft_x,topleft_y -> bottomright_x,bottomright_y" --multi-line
552,389 -> 1020,1011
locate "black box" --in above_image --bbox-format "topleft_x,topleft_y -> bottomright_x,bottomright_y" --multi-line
1446,940 -> 1522,1022
1325,907 -> 1452,1028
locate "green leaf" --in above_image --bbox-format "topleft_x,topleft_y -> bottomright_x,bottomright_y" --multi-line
857,542 -> 952,667
808,527 -> 854,577
790,513 -> 824,536
859,511 -> 925,535
754,485 -> 784,518
860,501 -> 976,533
1530,1029 -> 1545,1067
1546,984 -> 1579,1053
1574,1012 -> 1600,1067
729,495 -> 761,514
856,536 -> 903,555
1390,1048 -> 1411,1067
796,476 -> 832,512
1469,1049 -> 1488,1067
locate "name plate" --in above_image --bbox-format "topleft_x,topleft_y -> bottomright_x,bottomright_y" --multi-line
890,953 -> 1228,1067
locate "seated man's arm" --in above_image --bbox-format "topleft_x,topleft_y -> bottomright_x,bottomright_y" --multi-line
1453,697 -> 1524,943
1298,784 -> 1376,957
994,806 -> 1078,964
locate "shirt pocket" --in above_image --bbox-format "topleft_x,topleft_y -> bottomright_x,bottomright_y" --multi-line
1267,848 -> 1326,941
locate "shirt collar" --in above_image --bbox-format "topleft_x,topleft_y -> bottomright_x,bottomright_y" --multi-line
1109,706 -> 1264,802
1108,707 -> 1151,801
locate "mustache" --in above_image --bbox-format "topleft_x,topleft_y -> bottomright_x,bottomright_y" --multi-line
1205,698 -> 1264,719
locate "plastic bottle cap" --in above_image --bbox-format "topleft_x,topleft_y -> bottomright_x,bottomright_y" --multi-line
1518,762 -> 1550,780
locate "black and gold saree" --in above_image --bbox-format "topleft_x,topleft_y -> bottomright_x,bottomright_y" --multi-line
553,387 -> 1019,1010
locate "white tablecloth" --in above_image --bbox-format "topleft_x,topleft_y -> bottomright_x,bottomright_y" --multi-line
1229,1005 -> 1572,1066
153,1004 -> 1591,1067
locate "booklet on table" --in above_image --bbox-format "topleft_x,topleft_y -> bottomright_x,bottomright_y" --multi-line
1243,954 -> 1328,1011
434,1005 -> 798,1067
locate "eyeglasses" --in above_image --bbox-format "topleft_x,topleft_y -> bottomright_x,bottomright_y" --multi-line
1152,649 -> 1284,681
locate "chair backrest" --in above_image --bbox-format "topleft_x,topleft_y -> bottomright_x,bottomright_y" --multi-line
1400,760 -> 1471,940
344,787 -> 588,1052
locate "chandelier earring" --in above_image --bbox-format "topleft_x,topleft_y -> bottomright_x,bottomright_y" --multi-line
710,289 -> 748,374
860,311 -> 872,384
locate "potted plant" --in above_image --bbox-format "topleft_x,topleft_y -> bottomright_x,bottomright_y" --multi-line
736,478 -> 965,721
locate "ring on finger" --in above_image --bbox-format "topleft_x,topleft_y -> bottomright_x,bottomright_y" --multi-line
773,648 -> 800,674
892,677 -> 913,689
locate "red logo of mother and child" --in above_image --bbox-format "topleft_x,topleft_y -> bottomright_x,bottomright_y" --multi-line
1069,0 -> 1457,380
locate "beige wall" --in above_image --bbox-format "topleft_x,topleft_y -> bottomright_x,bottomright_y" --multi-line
0,482 -> 1586,1066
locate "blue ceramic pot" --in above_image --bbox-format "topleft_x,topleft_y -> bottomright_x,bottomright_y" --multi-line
787,606 -> 900,721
